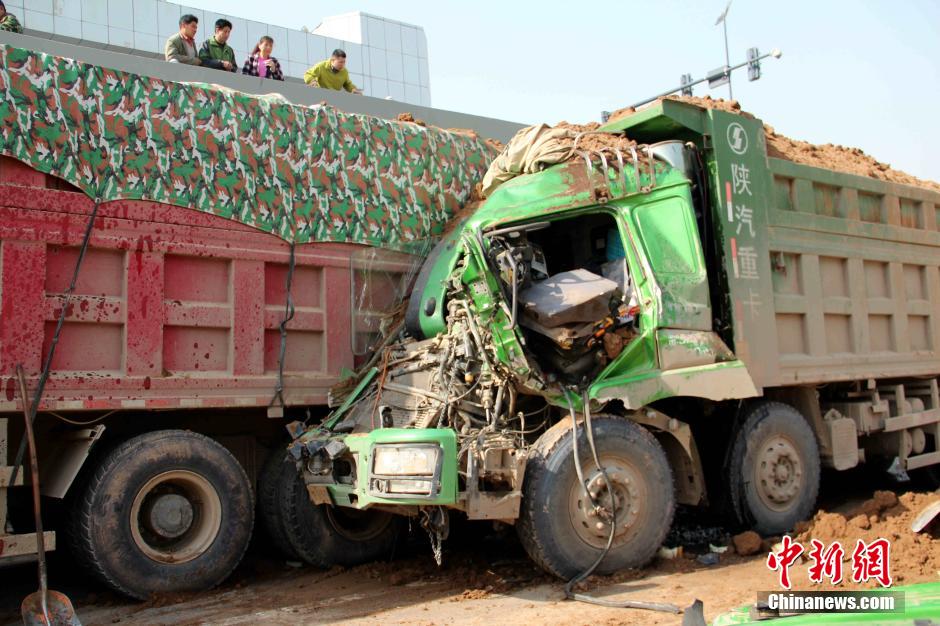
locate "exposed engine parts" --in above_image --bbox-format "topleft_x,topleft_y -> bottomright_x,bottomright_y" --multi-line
293,214 -> 646,523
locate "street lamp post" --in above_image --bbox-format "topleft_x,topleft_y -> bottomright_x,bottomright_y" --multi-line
715,0 -> 733,99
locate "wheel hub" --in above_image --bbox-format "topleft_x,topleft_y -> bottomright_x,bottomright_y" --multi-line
569,462 -> 641,547
145,493 -> 195,539
757,438 -> 803,505
129,470 -> 222,564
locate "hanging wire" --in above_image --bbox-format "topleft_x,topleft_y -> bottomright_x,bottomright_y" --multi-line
561,390 -> 681,614
7,191 -> 104,531
270,240 -> 296,411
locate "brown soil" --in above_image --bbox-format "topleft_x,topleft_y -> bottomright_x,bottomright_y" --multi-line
793,490 -> 940,588
6,487 -> 938,625
485,137 -> 506,153
732,531 -> 763,556
764,128 -> 940,191
609,95 -> 940,192
608,95 -> 751,124
440,199 -> 482,238
396,112 -> 427,127
446,127 -> 481,139
554,121 -> 638,154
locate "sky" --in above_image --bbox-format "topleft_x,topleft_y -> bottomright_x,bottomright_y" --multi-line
187,0 -> 940,182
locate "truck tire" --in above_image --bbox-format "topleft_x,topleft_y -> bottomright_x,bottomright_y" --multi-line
69,430 -> 253,599
517,415 -> 675,579
726,401 -> 820,535
257,449 -> 300,560
276,456 -> 402,567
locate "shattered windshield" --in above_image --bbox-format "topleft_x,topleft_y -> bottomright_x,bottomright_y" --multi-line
350,244 -> 429,356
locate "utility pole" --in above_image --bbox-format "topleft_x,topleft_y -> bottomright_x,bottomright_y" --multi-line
715,0 -> 733,99
604,47 -> 780,114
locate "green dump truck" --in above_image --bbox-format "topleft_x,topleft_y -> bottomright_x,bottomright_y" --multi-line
276,99 -> 940,579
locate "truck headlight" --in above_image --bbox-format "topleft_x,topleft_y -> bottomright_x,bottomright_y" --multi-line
372,479 -> 434,495
372,444 -> 440,476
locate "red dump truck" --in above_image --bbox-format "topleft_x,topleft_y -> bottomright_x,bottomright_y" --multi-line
0,156 -> 419,594
0,41 -> 504,598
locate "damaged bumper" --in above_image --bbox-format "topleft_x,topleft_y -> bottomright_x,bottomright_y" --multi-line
292,428 -> 459,509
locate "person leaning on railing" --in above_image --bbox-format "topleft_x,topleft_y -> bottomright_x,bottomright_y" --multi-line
165,14 -> 201,65
0,1 -> 23,34
198,18 -> 237,72
304,49 -> 362,94
242,36 -> 284,81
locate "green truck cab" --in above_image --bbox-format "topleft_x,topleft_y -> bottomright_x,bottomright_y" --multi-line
279,99 -> 940,579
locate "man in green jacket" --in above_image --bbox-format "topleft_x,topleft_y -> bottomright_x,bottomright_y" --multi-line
304,49 -> 362,94
199,19 -> 236,72
0,2 -> 23,34
164,14 -> 201,66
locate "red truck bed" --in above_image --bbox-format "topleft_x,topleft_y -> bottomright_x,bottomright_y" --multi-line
0,156 -> 396,413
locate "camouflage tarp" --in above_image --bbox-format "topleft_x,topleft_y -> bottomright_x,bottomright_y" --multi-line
0,45 -> 497,251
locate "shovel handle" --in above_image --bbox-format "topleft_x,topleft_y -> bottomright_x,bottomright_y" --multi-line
16,365 -> 49,624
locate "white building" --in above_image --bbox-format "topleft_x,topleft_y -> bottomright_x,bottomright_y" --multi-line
9,0 -> 431,106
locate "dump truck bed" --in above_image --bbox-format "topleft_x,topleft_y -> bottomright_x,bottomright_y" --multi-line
0,39 -> 505,412
605,100 -> 940,390
0,156 -> 412,412
766,156 -> 940,385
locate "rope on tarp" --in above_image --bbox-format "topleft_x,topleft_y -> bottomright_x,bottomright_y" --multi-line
269,240 -> 296,412
5,192 -> 103,532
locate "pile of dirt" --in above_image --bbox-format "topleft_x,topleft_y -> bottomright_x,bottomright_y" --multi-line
732,531 -> 763,556
794,490 -> 940,587
764,128 -> 940,191
607,95 -> 752,124
485,137 -> 506,153
554,121 -> 638,153
610,95 -> 940,192
396,112 -> 427,127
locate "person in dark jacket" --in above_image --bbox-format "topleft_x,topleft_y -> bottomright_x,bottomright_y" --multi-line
242,36 -> 284,81
198,19 -> 236,72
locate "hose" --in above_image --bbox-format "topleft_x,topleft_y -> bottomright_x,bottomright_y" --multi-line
269,240 -> 296,410
562,390 -> 681,615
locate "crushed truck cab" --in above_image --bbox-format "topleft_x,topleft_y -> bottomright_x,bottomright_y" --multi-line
288,99 -> 940,579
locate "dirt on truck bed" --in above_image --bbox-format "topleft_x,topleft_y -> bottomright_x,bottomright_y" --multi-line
609,95 -> 940,192
554,121 -> 640,153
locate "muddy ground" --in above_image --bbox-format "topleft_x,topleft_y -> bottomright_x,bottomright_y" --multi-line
1,469 -> 938,626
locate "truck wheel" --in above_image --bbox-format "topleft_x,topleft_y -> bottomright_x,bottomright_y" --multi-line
517,415 -> 675,579
69,430 -> 253,599
276,456 -> 401,567
257,449 -> 300,559
727,402 -> 820,535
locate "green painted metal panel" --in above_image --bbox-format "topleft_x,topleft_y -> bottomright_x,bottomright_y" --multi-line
600,99 -> 708,140
702,110 -> 780,388
630,194 -> 711,330
327,428 -> 459,508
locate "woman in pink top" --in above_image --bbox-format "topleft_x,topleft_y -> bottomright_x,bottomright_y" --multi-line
241,36 -> 284,80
